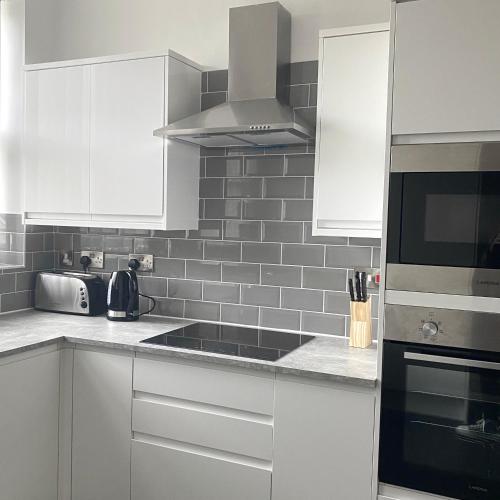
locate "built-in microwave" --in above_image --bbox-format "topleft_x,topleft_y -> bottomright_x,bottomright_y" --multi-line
386,142 -> 500,297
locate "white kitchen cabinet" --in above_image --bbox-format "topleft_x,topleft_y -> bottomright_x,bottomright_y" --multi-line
392,0 -> 500,138
90,57 -> 164,217
272,374 -> 376,500
25,65 -> 91,215
0,347 -> 60,500
131,355 -> 273,500
71,347 -> 133,500
312,25 -> 390,238
24,50 -> 201,230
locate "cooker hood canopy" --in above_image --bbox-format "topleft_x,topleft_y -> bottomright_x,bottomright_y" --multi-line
153,2 -> 315,148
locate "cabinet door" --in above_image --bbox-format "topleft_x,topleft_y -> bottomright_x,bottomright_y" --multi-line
313,28 -> 389,238
25,66 -> 91,214
72,348 -> 133,500
272,375 -> 375,500
0,348 -> 59,500
90,57 -> 165,217
132,439 -> 271,500
392,0 -> 500,136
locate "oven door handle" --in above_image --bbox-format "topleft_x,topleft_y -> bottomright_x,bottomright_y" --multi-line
404,351 -> 500,371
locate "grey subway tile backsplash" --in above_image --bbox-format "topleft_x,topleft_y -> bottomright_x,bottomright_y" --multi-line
204,199 -> 241,219
242,242 -> 281,264
169,239 -> 203,260
285,155 -> 315,177
242,199 -> 282,221
204,240 -> 241,262
168,279 -> 202,300
223,220 -> 261,242
325,245 -> 372,269
302,267 -> 346,291
225,178 -> 262,198
302,312 -> 346,336
261,264 -> 301,287
262,221 -> 303,243
201,91 -> 227,111
260,308 -> 301,331
186,260 -> 221,281
245,156 -> 284,177
290,60 -> 319,84
206,156 -> 243,177
241,284 -> 280,308
38,62 -> 380,337
282,244 -> 324,267
221,303 -> 259,326
222,262 -> 260,284
264,177 -> 305,199
281,287 -> 323,312
203,282 -> 240,304
283,200 -> 313,221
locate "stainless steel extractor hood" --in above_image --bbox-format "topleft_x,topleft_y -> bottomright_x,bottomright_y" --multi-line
154,2 -> 315,148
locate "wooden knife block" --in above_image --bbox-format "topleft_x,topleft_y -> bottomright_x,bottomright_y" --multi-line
349,297 -> 372,348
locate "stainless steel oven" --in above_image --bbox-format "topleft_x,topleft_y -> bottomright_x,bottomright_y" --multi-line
379,304 -> 500,500
386,142 -> 500,297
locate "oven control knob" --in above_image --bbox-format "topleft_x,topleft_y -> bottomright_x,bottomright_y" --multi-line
422,321 -> 438,337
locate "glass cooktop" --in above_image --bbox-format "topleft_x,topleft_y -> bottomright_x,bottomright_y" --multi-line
141,322 -> 314,362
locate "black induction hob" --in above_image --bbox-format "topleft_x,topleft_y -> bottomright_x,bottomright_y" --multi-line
141,323 -> 314,362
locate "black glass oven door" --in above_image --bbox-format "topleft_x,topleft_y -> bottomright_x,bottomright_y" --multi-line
380,341 -> 500,500
388,171 -> 500,268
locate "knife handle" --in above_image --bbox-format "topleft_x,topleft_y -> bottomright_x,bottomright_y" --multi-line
360,272 -> 368,302
348,278 -> 355,302
354,272 -> 362,302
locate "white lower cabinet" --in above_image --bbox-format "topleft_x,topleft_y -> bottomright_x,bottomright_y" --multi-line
0,347 -> 60,500
131,355 -> 274,500
71,347 -> 133,500
272,374 -> 376,500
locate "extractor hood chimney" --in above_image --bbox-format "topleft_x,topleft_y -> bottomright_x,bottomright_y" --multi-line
153,2 -> 315,148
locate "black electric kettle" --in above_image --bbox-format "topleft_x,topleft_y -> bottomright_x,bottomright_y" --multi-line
106,259 -> 142,321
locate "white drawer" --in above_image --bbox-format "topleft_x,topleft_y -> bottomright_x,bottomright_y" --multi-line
132,397 -> 273,461
131,438 -> 271,500
134,356 -> 275,416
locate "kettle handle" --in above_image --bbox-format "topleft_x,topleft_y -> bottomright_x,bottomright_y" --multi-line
126,271 -> 138,316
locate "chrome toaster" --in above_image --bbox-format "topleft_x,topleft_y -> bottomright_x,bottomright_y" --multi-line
35,271 -> 107,316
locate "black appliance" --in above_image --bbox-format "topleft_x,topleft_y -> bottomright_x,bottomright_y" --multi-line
386,142 -> 500,297
141,323 -> 314,361
379,304 -> 500,500
107,259 -> 154,321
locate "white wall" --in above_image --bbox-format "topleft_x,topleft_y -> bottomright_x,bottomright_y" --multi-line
0,0 -> 25,213
25,0 -> 390,67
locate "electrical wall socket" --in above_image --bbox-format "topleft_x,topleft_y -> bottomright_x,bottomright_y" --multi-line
129,254 -> 154,272
80,250 -> 104,269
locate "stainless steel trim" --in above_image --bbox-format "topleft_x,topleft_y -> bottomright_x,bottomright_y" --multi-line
107,309 -> 139,318
391,142 -> 500,172
386,263 -> 500,298
385,304 -> 500,352
404,352 -> 500,371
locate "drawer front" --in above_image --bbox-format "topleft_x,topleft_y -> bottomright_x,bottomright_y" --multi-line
131,439 -> 271,500
132,397 -> 273,461
134,356 -> 275,415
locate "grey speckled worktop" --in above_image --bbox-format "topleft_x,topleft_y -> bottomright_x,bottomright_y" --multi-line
0,310 -> 377,387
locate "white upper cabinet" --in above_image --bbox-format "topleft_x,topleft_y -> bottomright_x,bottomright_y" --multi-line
24,51 -> 201,230
25,66 -> 91,215
312,25 -> 390,238
90,57 -> 164,217
392,0 -> 500,137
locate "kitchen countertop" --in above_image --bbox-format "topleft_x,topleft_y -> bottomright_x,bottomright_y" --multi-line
0,310 -> 377,387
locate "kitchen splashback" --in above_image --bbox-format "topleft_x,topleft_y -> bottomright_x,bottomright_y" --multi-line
0,214 -> 55,313
51,61 -> 380,337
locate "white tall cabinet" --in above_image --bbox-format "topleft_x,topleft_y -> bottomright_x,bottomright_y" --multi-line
24,50 -> 201,230
0,347 -> 60,500
312,25 -> 390,238
392,0 -> 500,138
